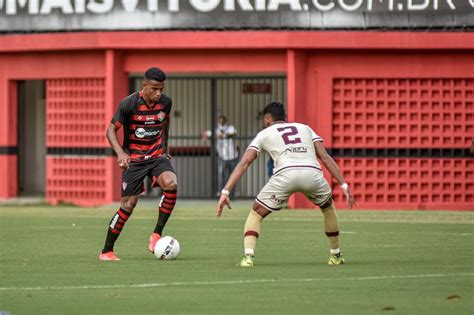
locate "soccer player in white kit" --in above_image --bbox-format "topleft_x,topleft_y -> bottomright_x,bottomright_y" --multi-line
216,102 -> 356,267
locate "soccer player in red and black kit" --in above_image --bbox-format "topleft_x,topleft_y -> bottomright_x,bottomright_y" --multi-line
99,67 -> 178,261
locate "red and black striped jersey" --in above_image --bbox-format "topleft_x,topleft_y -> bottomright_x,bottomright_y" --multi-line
111,91 -> 172,162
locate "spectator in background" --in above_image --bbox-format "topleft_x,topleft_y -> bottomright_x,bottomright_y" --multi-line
202,115 -> 239,197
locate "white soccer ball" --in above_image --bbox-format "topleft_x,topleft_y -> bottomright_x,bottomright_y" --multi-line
154,236 -> 180,260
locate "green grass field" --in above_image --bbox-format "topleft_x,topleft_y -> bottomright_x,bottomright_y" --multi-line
1,200 -> 473,315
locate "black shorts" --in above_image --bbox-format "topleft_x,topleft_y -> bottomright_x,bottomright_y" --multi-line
121,157 -> 176,197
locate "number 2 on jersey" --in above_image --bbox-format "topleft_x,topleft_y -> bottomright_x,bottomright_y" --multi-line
277,126 -> 302,144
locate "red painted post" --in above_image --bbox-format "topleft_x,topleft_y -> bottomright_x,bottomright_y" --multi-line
105,50 -> 129,203
0,80 -> 18,198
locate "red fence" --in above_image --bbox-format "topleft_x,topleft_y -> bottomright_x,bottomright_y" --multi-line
46,157 -> 115,206
332,158 -> 473,210
46,78 -> 107,148
329,78 -> 473,210
332,78 -> 472,148
45,78 -> 115,206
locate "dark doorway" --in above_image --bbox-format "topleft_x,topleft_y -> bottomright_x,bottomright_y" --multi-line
131,75 -> 286,198
18,80 -> 46,197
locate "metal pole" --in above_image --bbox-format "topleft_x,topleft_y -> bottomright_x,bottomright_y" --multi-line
210,78 -> 218,198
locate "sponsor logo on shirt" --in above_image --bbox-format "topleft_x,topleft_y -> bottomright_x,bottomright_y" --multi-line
135,127 -> 160,138
285,146 -> 308,153
145,115 -> 156,125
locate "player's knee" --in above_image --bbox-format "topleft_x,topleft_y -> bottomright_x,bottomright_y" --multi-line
162,179 -> 177,191
121,204 -> 135,213
319,195 -> 334,212
121,197 -> 138,212
252,203 -> 271,218
158,172 -> 177,191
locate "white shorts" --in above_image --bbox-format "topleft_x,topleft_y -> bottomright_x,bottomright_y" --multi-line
255,166 -> 332,211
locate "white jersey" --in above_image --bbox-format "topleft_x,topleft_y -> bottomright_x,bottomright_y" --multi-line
247,122 -> 323,175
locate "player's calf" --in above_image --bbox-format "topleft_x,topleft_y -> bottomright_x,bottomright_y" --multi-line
151,190 -> 177,252
101,207 -> 133,254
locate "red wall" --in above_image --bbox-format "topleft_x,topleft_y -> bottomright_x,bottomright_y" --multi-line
0,51 -> 107,203
0,32 -> 472,210
123,50 -> 287,73
290,52 -> 474,211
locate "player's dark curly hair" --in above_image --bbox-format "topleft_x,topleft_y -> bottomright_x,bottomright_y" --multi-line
144,67 -> 166,82
263,102 -> 286,121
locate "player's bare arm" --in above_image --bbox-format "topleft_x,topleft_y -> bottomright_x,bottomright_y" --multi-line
106,123 -> 130,170
216,149 -> 258,217
314,141 -> 357,209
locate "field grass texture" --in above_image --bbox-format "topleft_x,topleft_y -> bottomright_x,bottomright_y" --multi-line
1,200 -> 473,315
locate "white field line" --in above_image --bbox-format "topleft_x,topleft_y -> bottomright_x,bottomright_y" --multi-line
378,231 -> 474,236
208,229 -> 359,234
30,226 -> 473,236
159,216 -> 474,224
208,230 -> 472,236
33,215 -> 473,225
1,273 -> 472,292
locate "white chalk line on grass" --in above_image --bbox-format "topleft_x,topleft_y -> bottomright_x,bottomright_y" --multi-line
28,226 -> 474,236
1,273 -> 472,292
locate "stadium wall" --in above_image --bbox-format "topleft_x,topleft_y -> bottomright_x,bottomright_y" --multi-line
0,31 -> 472,209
